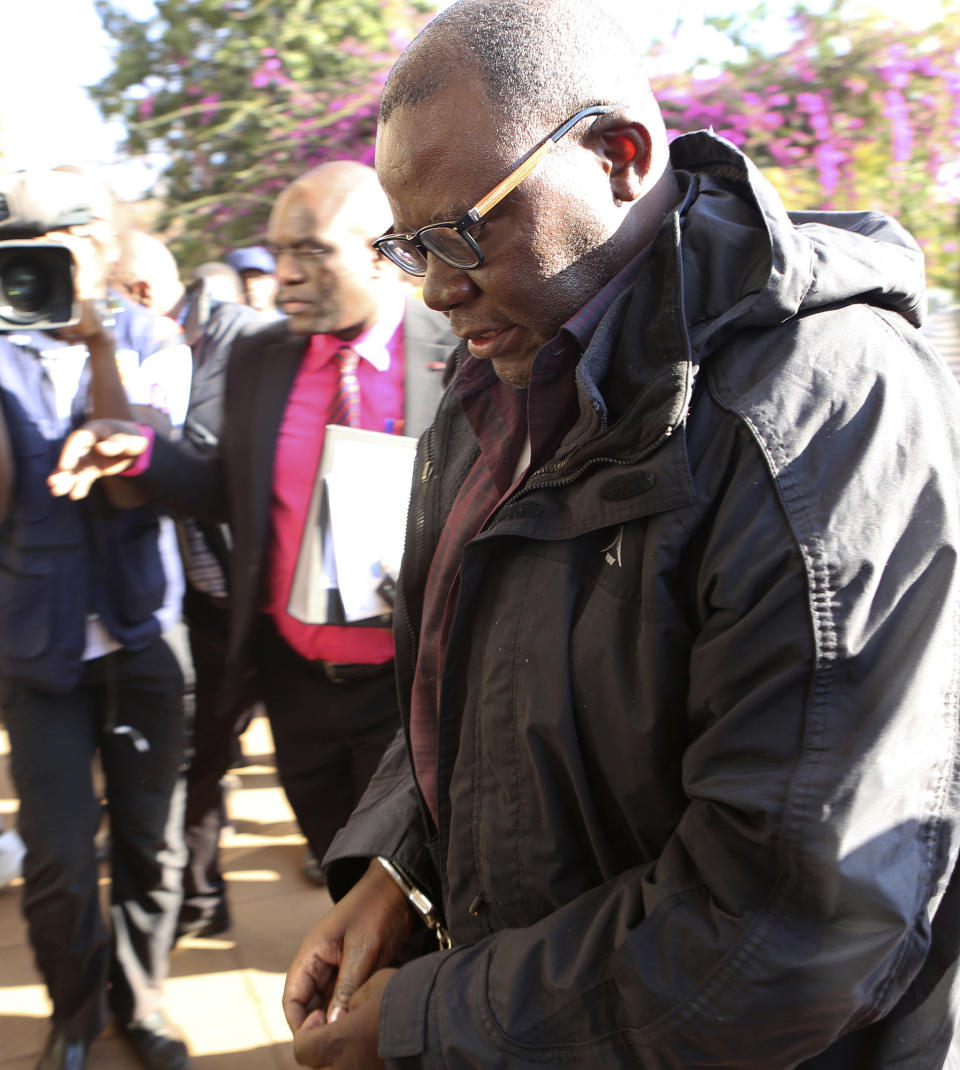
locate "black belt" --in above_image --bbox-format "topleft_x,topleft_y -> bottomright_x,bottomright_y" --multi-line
317,660 -> 393,684
258,615 -> 393,686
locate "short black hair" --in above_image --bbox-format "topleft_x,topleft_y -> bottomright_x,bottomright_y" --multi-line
380,0 -> 657,144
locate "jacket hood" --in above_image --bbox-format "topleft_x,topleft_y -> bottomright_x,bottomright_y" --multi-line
560,131 -> 926,469
670,131 -> 926,363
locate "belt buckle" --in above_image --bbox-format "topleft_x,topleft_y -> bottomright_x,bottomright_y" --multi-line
321,661 -> 349,684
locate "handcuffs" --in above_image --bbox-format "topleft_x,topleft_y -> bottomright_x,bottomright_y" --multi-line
376,856 -> 452,950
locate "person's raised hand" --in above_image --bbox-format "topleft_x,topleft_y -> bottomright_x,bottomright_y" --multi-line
53,296 -> 113,346
48,419 -> 148,500
292,968 -> 395,1069
283,859 -> 414,1037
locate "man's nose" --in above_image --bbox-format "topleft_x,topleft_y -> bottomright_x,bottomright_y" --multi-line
421,255 -> 477,312
274,251 -> 306,282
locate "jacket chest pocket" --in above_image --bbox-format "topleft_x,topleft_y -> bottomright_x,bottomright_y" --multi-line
7,419 -> 60,525
0,557 -> 53,659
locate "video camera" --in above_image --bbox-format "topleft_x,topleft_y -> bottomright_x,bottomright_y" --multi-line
0,170 -> 95,332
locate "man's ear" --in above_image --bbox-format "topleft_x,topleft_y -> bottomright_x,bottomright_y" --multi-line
130,279 -> 151,307
587,119 -> 653,204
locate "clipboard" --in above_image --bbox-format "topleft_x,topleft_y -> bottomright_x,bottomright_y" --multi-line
287,425 -> 418,624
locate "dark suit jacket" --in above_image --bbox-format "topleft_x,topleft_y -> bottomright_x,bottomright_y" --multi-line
143,295 -> 457,714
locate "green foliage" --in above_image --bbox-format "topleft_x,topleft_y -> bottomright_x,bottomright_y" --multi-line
650,1 -> 960,291
94,1 -> 960,290
91,0 -> 432,268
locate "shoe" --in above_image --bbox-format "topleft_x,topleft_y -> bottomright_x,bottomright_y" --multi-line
0,829 -> 26,889
175,897 -> 230,941
118,1013 -> 190,1070
36,1026 -> 88,1070
302,848 -> 327,887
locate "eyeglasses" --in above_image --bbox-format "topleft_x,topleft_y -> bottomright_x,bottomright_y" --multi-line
374,104 -> 615,278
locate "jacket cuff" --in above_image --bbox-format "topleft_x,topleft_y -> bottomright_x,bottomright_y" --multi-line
118,424 -> 156,476
379,948 -> 445,1062
323,730 -> 439,903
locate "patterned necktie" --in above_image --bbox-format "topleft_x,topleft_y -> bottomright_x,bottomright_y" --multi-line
327,345 -> 361,427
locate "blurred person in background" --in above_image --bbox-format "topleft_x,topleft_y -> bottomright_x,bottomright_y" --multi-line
111,229 -> 185,324
225,244 -> 280,316
0,170 -> 191,1070
109,228 -> 268,939
0,816 -> 26,889
50,161 -> 457,932
190,260 -> 245,306
923,285 -> 960,383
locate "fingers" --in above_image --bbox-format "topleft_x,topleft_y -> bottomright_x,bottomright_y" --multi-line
97,433 -> 149,458
326,927 -> 388,1023
54,466 -> 99,501
282,932 -> 339,1034
56,428 -> 98,474
48,426 -> 148,500
283,965 -> 329,1033
291,979 -> 386,1069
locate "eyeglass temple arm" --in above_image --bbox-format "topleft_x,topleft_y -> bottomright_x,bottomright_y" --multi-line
466,105 -> 614,224
468,138 -> 558,221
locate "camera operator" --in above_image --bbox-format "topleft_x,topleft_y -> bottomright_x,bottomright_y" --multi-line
0,171 -> 192,1070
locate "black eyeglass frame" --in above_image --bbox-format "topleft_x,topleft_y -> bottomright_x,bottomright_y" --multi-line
374,104 -> 616,277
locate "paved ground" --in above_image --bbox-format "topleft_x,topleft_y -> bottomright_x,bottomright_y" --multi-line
0,715 -> 333,1068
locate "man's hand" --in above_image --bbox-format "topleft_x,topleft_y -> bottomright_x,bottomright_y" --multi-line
283,859 -> 414,1049
292,968 -> 395,1069
52,296 -> 113,347
48,419 -> 149,500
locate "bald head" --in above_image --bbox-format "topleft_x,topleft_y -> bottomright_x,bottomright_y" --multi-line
267,161 -> 399,338
112,230 -> 184,316
278,161 -> 392,241
374,0 -> 680,388
381,0 -> 664,151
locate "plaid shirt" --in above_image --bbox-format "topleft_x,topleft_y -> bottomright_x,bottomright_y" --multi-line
410,254 -> 646,823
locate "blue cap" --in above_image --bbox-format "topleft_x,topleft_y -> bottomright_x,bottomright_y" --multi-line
225,245 -> 275,275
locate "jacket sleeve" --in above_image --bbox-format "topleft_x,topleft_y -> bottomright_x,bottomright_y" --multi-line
137,433 -> 227,524
323,728 -> 437,904
133,320 -> 262,523
376,309 -> 960,1067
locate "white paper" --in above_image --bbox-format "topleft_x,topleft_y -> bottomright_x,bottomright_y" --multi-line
287,426 -> 418,624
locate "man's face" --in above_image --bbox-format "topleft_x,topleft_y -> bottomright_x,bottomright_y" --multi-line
240,269 -> 277,313
376,80 -> 621,388
267,185 -> 385,339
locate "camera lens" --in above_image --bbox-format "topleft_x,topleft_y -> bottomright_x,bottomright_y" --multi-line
0,256 -> 51,313
0,242 -> 75,330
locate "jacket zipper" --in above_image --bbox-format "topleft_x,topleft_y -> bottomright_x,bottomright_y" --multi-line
493,421 -> 678,518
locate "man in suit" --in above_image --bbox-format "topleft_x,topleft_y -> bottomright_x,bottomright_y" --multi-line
50,162 -> 456,933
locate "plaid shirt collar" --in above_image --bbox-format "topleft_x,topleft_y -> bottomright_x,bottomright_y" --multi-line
560,247 -> 648,354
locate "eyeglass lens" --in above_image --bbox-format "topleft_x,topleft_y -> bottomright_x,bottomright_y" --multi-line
380,226 -> 480,276
420,228 -> 480,268
379,240 -> 427,275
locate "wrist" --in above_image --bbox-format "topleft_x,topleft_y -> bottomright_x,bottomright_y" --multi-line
375,856 -> 450,949
84,327 -> 116,358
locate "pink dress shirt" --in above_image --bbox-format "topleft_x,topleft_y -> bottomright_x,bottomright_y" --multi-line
265,293 -> 406,664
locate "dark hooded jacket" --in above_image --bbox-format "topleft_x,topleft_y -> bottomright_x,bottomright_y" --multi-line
324,132 -> 960,1068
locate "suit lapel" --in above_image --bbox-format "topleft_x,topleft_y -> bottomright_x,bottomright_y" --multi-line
249,334 -> 306,550
401,298 -> 456,438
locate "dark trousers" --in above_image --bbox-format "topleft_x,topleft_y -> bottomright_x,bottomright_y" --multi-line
3,638 -> 187,1042
257,620 -> 399,866
180,592 -> 252,918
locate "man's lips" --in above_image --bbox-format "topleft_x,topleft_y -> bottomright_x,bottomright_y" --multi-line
459,325 -> 521,360
278,297 -> 311,313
